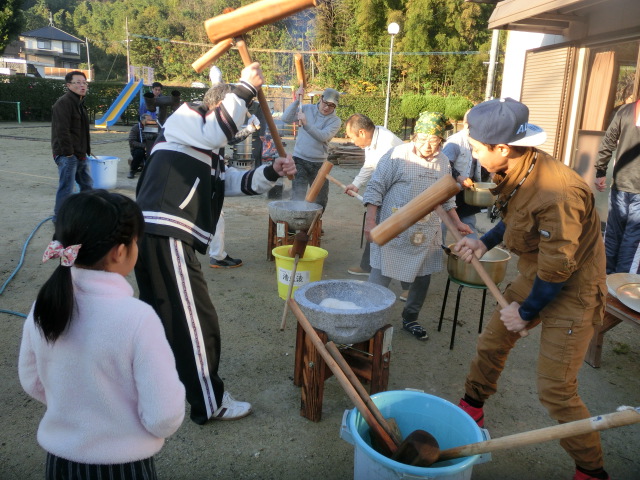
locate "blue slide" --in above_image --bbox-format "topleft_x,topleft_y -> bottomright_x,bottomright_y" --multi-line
95,78 -> 144,129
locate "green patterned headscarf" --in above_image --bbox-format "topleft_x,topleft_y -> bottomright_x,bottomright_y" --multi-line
414,111 -> 450,138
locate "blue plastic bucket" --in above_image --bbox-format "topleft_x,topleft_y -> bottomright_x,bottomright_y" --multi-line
340,390 -> 488,480
89,156 -> 119,189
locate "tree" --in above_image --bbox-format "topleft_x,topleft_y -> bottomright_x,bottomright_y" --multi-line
0,0 -> 25,55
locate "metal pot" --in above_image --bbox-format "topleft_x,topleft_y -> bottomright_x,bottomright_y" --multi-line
268,200 -> 322,231
445,244 -> 511,286
464,182 -> 497,207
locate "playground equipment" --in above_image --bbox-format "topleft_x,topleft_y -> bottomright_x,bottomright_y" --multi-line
95,78 -> 144,129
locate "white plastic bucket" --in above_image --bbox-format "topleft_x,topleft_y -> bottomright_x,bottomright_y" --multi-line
340,390 -> 490,480
89,156 -> 119,189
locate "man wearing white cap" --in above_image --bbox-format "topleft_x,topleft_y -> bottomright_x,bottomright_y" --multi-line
281,86 -> 342,211
453,98 -> 609,480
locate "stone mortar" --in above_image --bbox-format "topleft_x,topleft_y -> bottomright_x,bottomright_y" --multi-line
268,200 -> 323,231
294,279 -> 396,344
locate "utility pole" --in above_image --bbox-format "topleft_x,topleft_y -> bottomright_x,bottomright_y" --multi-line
485,29 -> 500,101
125,17 -> 131,82
85,37 -> 92,81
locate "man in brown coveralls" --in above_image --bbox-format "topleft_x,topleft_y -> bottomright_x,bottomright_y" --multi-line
453,98 -> 609,480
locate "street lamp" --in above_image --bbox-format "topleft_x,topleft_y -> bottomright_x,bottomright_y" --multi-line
384,22 -> 400,129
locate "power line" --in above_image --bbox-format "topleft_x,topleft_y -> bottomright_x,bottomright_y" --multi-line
129,34 -> 481,56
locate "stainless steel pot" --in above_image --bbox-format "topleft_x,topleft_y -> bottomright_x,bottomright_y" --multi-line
445,244 -> 511,286
464,182 -> 497,207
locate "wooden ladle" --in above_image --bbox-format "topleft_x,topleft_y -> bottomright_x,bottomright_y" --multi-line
396,407 -> 640,467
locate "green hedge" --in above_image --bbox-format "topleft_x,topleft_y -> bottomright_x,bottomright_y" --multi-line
400,94 -> 473,121
0,76 -> 473,138
331,94 -> 404,138
0,75 -> 209,124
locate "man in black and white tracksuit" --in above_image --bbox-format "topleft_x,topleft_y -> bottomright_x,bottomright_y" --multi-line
134,63 -> 296,425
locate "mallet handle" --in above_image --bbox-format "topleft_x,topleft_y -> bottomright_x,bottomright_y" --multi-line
326,174 -> 364,202
280,254 -> 301,331
235,39 -> 293,180
192,38 -> 234,73
305,161 -> 333,203
326,341 -> 402,446
439,408 -> 640,461
435,204 -> 528,338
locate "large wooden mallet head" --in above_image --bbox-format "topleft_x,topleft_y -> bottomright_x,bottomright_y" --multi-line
204,0 -> 317,44
294,53 -> 307,89
370,175 -> 460,246
193,0 -> 317,73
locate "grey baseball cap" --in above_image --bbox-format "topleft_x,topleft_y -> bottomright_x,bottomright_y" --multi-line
321,88 -> 340,106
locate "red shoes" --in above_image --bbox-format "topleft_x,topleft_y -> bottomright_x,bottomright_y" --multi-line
458,397 -> 485,428
573,468 -> 610,480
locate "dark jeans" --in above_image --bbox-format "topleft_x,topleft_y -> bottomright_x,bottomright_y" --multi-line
54,154 -> 93,219
368,268 -> 430,322
292,157 -> 328,210
130,147 -> 146,173
605,186 -> 640,274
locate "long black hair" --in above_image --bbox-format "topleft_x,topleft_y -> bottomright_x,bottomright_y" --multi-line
33,190 -> 144,342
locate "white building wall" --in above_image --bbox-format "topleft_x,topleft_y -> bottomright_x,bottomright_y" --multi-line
500,31 -> 564,100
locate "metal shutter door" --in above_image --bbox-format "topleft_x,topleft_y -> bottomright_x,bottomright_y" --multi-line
520,46 -> 575,158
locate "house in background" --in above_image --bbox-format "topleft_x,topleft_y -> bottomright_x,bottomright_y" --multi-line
1,25 -> 91,80
470,0 -> 640,221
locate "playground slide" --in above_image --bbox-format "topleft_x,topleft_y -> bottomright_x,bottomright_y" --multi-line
95,78 -> 144,129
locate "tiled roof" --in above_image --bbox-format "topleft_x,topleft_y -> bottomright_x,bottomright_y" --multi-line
21,26 -> 83,43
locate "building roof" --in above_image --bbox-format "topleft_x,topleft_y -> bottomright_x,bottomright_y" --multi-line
487,0 -> 636,36
21,26 -> 83,43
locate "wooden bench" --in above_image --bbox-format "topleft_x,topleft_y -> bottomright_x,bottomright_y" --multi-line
585,293 -> 640,368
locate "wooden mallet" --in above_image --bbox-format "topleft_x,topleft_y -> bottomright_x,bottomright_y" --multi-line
294,53 -> 306,115
294,53 -> 306,90
370,174 -> 528,338
204,0 -> 317,44
235,39 -> 294,180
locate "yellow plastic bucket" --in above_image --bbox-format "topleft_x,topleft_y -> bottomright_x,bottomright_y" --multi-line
272,245 -> 328,300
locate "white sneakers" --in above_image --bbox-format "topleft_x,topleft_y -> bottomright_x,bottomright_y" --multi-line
211,391 -> 252,421
347,266 -> 370,276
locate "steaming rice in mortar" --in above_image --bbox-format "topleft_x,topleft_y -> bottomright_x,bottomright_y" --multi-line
319,298 -> 360,310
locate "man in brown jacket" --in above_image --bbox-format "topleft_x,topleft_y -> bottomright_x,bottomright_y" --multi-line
51,71 -> 92,220
453,98 -> 609,480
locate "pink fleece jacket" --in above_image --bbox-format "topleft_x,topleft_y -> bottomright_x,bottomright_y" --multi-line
19,267 -> 185,464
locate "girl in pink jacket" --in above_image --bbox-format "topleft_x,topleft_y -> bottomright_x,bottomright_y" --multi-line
19,190 -> 185,480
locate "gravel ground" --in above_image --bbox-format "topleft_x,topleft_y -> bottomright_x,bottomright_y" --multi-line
0,122 -> 638,480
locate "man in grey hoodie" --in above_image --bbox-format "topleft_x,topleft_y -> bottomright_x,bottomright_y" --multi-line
281,87 -> 342,211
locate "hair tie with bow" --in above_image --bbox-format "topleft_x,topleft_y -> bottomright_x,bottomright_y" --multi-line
42,240 -> 82,267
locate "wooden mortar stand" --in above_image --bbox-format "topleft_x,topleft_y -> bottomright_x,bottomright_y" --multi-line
288,299 -> 397,455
